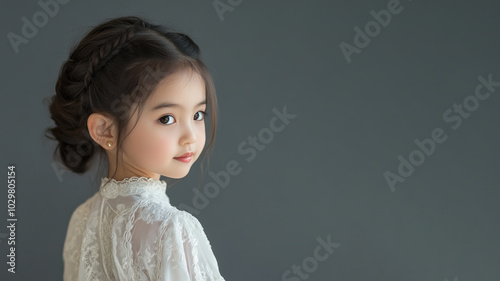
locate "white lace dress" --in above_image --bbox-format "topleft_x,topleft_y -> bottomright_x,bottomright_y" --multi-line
62,176 -> 225,281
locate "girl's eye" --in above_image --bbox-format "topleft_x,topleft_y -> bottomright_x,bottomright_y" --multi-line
194,111 -> 207,121
158,111 -> 207,125
158,115 -> 174,125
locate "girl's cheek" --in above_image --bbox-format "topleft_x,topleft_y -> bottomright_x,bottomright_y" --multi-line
194,127 -> 206,161
125,124 -> 169,166
155,136 -> 173,157
145,129 -> 174,163
197,125 -> 206,145
125,132 -> 150,164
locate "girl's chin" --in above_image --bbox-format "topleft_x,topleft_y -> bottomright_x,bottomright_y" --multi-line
164,168 -> 192,179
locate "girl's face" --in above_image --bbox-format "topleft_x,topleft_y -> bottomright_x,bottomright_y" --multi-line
117,69 -> 207,180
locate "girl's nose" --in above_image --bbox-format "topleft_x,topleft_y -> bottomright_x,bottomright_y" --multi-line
180,125 -> 197,145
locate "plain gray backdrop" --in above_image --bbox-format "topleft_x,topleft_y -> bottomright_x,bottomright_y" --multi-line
1,0 -> 499,280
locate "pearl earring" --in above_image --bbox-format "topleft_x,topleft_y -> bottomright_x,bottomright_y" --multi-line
107,141 -> 112,147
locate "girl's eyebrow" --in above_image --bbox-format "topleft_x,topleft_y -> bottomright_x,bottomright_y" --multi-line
151,100 -> 206,111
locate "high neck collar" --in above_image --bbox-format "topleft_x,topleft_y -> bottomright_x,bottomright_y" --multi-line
99,176 -> 167,199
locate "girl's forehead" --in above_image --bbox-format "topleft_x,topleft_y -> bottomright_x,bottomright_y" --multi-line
146,70 -> 205,106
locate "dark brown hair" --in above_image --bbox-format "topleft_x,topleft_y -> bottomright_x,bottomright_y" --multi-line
44,16 -> 218,189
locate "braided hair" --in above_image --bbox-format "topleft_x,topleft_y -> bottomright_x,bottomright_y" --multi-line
45,16 -> 218,184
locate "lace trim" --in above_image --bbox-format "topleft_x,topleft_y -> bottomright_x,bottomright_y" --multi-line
100,176 -> 167,199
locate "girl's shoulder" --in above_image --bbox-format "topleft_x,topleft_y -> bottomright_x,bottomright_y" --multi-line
136,196 -> 201,229
68,191 -> 100,223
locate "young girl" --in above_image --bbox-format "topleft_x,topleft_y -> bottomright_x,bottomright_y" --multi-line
45,16 -> 225,280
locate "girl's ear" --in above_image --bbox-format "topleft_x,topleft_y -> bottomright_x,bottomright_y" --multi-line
87,113 -> 118,150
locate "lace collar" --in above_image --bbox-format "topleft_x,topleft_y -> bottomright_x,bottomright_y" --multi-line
99,176 -> 167,199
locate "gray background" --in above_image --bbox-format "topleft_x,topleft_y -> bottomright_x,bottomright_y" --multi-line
1,0 -> 499,280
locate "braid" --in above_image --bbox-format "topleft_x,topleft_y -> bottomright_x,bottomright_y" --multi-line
83,26 -> 135,90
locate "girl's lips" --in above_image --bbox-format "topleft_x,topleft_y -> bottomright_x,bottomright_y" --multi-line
174,155 -> 193,163
174,152 -> 193,159
174,152 -> 194,163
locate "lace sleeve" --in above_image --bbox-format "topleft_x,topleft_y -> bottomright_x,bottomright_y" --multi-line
156,211 -> 225,281
62,200 -> 90,281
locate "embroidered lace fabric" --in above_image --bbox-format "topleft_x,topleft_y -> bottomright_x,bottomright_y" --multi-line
62,176 -> 225,281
